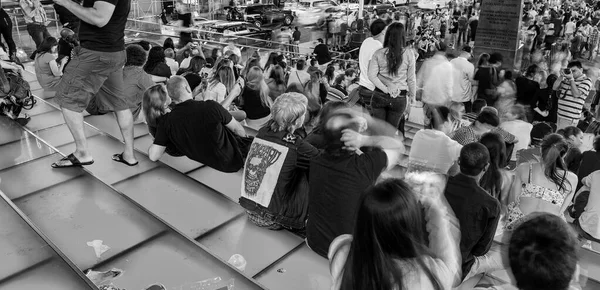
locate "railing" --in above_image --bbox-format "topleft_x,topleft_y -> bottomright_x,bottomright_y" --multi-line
125,18 -> 359,64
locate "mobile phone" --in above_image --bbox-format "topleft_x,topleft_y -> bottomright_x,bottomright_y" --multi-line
563,68 -> 571,74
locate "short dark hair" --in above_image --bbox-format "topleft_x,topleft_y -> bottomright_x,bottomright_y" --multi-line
472,99 -> 487,114
344,68 -> 356,77
296,59 -> 306,70
567,60 -> 583,69
370,19 -> 387,36
310,59 -> 318,66
137,40 -> 151,51
509,214 -> 578,290
488,52 -> 504,64
459,142 -> 490,176
322,113 -> 360,153
125,44 -> 147,67
476,110 -> 500,127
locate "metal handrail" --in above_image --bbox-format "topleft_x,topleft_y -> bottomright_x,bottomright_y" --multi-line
126,24 -> 358,63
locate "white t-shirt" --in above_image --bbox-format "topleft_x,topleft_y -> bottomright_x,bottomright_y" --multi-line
203,81 -> 227,104
409,129 -> 462,175
450,56 -> 474,103
358,37 -> 383,91
565,21 -> 576,34
499,120 -> 533,161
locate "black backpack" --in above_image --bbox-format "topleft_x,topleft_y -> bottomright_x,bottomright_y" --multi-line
0,69 -> 35,120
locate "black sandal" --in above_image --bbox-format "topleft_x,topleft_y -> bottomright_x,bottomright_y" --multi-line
112,153 -> 139,166
51,153 -> 94,168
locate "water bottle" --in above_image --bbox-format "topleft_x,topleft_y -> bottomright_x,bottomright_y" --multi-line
228,254 -> 247,272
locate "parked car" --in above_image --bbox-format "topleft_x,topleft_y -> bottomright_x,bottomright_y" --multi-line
295,0 -> 339,26
364,0 -> 395,14
237,4 -> 295,27
338,0 -> 360,10
160,16 -> 219,37
207,21 -> 274,47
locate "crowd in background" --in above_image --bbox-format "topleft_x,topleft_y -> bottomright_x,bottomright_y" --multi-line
1,0 -> 600,289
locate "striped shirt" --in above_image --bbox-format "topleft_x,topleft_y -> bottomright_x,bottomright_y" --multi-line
557,75 -> 592,120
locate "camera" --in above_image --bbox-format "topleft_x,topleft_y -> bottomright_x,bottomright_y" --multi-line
563,68 -> 571,74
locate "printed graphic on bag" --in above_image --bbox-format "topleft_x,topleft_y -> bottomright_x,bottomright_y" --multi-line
242,138 -> 288,207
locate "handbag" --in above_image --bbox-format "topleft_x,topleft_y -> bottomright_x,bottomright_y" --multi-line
407,101 -> 425,125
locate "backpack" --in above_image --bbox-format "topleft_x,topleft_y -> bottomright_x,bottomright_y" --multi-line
0,70 -> 35,119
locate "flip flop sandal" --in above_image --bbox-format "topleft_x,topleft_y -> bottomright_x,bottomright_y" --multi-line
112,153 -> 139,166
51,153 -> 94,168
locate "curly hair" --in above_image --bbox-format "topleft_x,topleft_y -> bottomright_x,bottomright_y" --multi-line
125,44 -> 147,67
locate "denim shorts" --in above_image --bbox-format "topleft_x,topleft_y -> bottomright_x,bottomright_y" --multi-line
55,46 -> 128,113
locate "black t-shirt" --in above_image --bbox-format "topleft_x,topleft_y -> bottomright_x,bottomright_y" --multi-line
182,72 -> 202,91
241,87 -> 271,120
179,12 -> 192,37
313,44 -> 331,65
473,66 -> 498,105
292,30 -> 301,41
306,149 -> 388,257
79,0 -> 130,52
153,99 -> 245,172
515,76 -> 540,105
147,63 -> 172,78
54,2 -> 80,25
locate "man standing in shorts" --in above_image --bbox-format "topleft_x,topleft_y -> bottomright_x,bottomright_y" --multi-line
51,0 -> 138,168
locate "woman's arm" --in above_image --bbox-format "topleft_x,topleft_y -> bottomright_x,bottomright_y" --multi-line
150,75 -> 168,83
49,59 -> 62,77
367,52 -> 389,94
560,172 -> 580,214
220,78 -> 244,108
406,50 -> 417,99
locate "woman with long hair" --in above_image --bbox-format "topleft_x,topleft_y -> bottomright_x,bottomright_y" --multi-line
144,46 -> 172,81
329,178 -> 460,290
202,58 -> 246,121
324,64 -> 336,86
266,64 -> 286,101
204,60 -> 237,104
142,84 -> 182,157
479,132 -> 512,217
163,37 -> 176,51
475,53 -> 489,74
241,66 -> 272,130
263,52 -> 279,77
366,22 -> 416,129
180,56 -> 206,92
505,133 -> 578,231
142,84 -> 171,136
34,37 -> 66,89
303,70 -> 325,126
241,57 -> 260,78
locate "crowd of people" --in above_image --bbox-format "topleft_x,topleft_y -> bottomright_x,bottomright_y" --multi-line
1,0 -> 600,289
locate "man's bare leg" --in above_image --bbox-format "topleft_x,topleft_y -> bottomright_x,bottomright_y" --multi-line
57,107 -> 93,164
115,109 -> 137,164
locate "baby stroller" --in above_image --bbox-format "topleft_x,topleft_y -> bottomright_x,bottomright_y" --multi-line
0,66 -> 35,125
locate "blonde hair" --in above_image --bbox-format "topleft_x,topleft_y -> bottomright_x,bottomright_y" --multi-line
245,66 -> 272,108
142,84 -> 169,128
212,65 -> 235,95
267,92 -> 307,133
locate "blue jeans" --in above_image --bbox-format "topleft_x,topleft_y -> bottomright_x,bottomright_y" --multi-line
26,23 -> 50,49
360,86 -> 407,128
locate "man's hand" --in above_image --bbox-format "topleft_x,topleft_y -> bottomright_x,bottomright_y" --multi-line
341,129 -> 364,151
